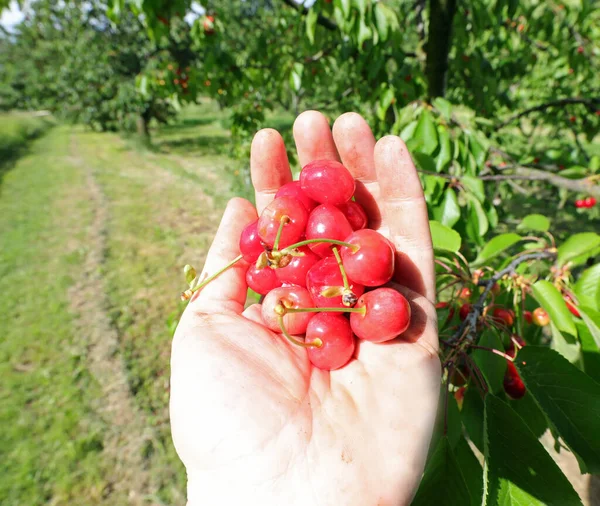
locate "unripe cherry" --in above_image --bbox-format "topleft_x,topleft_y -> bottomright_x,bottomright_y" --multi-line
275,181 -> 318,212
275,246 -> 320,287
306,256 -> 364,308
337,201 -> 368,230
458,287 -> 472,301
305,204 -> 353,257
257,196 -> 308,249
340,229 -> 395,287
300,159 -> 355,205
246,265 -> 281,295
239,219 -> 265,263
306,313 -> 355,371
532,307 -> 550,326
350,288 -> 411,342
261,286 -> 314,335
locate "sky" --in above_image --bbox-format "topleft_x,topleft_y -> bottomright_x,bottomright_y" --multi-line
0,1 -> 24,30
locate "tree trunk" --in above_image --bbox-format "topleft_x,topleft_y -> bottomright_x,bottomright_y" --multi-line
136,114 -> 150,140
425,0 -> 457,99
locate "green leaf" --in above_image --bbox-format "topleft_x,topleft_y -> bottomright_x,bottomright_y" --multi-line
579,306 -> 600,350
473,233 -> 521,266
289,62 -> 304,92
574,264 -> 600,311
305,8 -> 318,45
462,387 -> 484,452
508,390 -> 548,439
414,109 -> 439,155
557,232 -> 600,267
516,346 -> 600,474
337,0 -> 351,18
412,437 -> 473,506
550,322 -> 581,365
433,188 -> 461,228
518,214 -> 551,233
356,15 -> 371,48
412,152 -> 436,173
436,125 -> 452,172
399,120 -> 418,142
373,2 -> 389,41
461,175 -> 485,202
531,280 -> 578,338
483,394 -> 582,506
430,220 -> 461,253
455,437 -> 483,506
578,320 -> 600,383
472,331 -> 507,393
466,196 -> 488,238
433,97 -> 452,120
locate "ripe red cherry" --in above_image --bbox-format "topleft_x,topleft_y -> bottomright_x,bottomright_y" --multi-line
492,307 -> 515,327
565,298 -> 581,318
532,307 -> 550,327
261,286 -> 314,335
584,196 -> 597,208
275,246 -> 320,287
350,288 -> 411,342
203,15 -> 215,34
246,265 -> 281,295
306,313 -> 355,371
340,229 -> 395,287
575,199 -> 584,208
450,364 -> 469,387
306,256 -> 364,308
305,204 -> 353,257
506,334 -> 526,356
523,310 -> 533,324
257,196 -> 308,249
239,219 -> 265,263
275,181 -> 318,212
337,201 -> 368,230
459,303 -> 472,321
503,361 -> 526,399
300,160 -> 355,205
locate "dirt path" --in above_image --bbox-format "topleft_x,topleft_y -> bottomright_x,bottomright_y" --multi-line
67,135 -> 155,505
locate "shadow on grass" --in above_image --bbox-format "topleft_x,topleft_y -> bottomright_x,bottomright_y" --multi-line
160,117 -> 217,131
155,134 -> 231,156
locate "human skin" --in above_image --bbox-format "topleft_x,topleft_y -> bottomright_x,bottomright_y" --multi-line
170,111 -> 441,506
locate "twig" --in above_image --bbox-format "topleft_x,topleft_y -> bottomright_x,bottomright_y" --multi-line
448,250 -> 557,344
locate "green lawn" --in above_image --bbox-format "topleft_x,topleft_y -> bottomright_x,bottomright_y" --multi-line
0,105 -> 245,505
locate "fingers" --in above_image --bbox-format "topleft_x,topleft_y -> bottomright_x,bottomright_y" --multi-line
250,129 -> 292,214
332,113 -> 382,227
293,111 -> 340,167
374,136 -> 436,302
190,198 -> 257,314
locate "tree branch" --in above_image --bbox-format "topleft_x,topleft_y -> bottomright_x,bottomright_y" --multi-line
448,250 -> 557,344
495,97 -> 600,130
280,0 -> 338,31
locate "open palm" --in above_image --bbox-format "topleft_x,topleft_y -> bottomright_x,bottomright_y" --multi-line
171,112 -> 441,506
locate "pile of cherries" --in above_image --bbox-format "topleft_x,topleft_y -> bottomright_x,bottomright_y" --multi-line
191,160 -> 411,371
574,196 -> 597,209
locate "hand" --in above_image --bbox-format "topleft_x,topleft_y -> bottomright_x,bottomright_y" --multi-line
170,111 -> 441,506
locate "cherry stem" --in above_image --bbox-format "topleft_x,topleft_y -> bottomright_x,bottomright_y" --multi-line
181,254 -> 243,300
283,306 -> 366,315
277,315 -> 322,348
469,344 -> 515,362
272,215 -> 290,252
281,238 -> 359,254
332,247 -> 350,291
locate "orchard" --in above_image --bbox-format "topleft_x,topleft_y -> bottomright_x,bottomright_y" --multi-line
1,0 -> 599,504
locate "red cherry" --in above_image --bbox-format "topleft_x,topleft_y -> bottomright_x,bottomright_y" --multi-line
350,288 -> 411,342
569,116 -> 576,123
337,201 -> 368,230
575,199 -> 584,208
261,286 -> 314,335
565,298 -> 581,318
491,283 -> 501,296
246,265 -> 281,295
340,229 -> 395,287
506,334 -> 526,356
305,204 -> 353,257
257,197 -> 308,249
300,160 -> 355,205
577,46 -> 584,54
239,219 -> 265,263
450,364 -> 469,387
492,307 -> 515,327
503,361 -> 526,399
306,257 -> 364,308
523,310 -> 533,324
436,301 -> 456,320
275,181 -> 318,212
454,387 -> 466,409
532,307 -> 550,326
306,313 -> 355,370
275,246 -> 320,287
459,303 -> 472,321
583,197 -> 596,208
